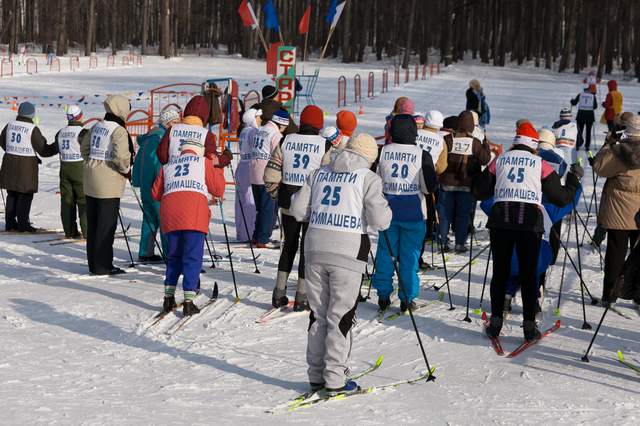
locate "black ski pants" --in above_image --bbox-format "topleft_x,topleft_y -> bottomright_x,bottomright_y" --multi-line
277,212 -> 308,278
577,120 -> 593,150
86,196 -> 120,275
603,229 -> 639,302
4,190 -> 34,231
490,228 -> 542,322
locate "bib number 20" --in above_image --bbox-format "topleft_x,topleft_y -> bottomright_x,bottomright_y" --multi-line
321,185 -> 342,206
391,163 -> 409,179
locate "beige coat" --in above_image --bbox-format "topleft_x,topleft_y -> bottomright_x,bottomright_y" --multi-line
593,139 -> 640,230
80,95 -> 132,199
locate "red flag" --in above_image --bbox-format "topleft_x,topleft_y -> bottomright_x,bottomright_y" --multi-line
238,0 -> 258,29
298,5 -> 311,35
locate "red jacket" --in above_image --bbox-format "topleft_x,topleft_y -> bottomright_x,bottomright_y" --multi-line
151,152 -> 226,234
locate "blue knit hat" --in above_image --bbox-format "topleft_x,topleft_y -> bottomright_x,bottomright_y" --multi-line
18,102 -> 36,118
271,109 -> 290,127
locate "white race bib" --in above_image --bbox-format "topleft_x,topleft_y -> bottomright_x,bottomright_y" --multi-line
494,150 -> 542,205
378,144 -> 421,195
5,121 -> 35,157
58,125 -> 83,162
251,125 -> 278,161
89,121 -> 119,161
239,127 -> 257,161
450,137 -> 474,156
309,167 -> 368,234
415,130 -> 444,162
281,134 -> 325,186
579,92 -> 595,110
168,124 -> 208,160
163,155 -> 208,198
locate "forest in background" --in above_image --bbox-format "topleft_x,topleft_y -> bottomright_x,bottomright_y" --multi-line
1,0 -> 640,79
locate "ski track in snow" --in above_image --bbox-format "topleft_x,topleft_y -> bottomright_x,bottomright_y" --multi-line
0,56 -> 639,425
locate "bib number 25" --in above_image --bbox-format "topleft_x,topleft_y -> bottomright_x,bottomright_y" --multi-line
321,185 -> 341,206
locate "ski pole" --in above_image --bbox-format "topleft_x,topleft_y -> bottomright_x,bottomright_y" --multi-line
118,210 -> 135,268
129,182 -> 166,264
218,201 -> 240,302
554,222 -> 572,316
429,195 -> 454,310
573,208 -> 604,268
228,160 -> 260,273
365,249 -> 376,300
476,246 -> 492,314
581,306 -> 609,362
204,236 -> 216,269
463,227 -> 474,322
433,243 -> 490,289
0,188 -> 5,210
382,230 -> 436,382
572,204 -> 592,330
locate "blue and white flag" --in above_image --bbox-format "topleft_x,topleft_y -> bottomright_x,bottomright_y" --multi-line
263,0 -> 280,31
326,0 -> 346,30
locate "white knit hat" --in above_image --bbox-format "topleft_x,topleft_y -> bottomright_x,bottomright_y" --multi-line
424,110 -> 444,129
537,127 -> 556,149
346,133 -> 378,164
159,108 -> 180,127
624,115 -> 640,138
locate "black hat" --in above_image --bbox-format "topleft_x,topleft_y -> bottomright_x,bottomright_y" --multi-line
390,114 -> 418,144
262,85 -> 278,100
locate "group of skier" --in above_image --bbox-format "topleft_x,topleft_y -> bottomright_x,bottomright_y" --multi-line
1,76 -> 639,397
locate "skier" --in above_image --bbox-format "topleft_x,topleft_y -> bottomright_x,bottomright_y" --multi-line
234,108 -> 261,242
0,102 -> 58,232
438,110 -> 491,253
372,112 -> 438,312
465,79 -> 482,115
570,85 -> 598,151
55,105 -> 87,239
552,108 -> 579,165
132,108 -> 180,262
151,136 -> 226,316
264,105 -> 327,311
336,110 -> 357,144
472,122 -> 582,341
254,85 -> 298,134
80,95 -> 133,275
592,114 -> 640,307
156,95 -> 233,167
289,133 -> 392,395
384,97 -> 413,145
250,108 -> 289,248
601,80 -> 623,132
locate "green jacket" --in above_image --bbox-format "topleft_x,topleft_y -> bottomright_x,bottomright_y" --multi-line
132,125 -> 165,202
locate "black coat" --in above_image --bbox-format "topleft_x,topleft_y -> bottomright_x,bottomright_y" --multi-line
466,88 -> 480,112
0,116 -> 58,193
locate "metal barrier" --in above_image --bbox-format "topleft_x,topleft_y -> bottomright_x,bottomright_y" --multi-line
430,63 -> 435,77
70,56 -> 80,72
337,75 -> 347,107
354,74 -> 361,104
243,90 -> 261,108
422,64 -> 427,80
415,64 -> 419,80
367,72 -> 374,98
405,67 -> 409,83
89,55 -> 98,69
50,57 -> 60,72
122,56 -> 130,66
137,55 -> 143,67
393,67 -> 400,86
107,55 -> 115,68
26,57 -> 37,75
150,83 -> 202,128
382,69 -> 388,93
437,63 -> 440,73
1,58 -> 13,77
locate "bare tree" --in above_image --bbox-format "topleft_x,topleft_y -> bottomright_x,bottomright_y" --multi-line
85,0 -> 96,56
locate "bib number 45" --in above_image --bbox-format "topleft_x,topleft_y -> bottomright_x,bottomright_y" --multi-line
507,167 -> 525,183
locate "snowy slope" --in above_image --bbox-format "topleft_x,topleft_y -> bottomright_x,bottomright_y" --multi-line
0,56 -> 639,425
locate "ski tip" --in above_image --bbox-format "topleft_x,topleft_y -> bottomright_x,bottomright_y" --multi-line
473,308 -> 482,316
374,355 -> 384,366
553,308 -> 561,316
234,297 -> 241,303
437,291 -> 445,301
554,320 -> 562,327
481,311 -> 487,321
617,350 -> 625,362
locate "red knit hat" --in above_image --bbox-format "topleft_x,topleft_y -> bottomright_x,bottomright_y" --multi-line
184,95 -> 210,124
300,105 -> 324,130
336,110 -> 357,136
514,121 -> 539,150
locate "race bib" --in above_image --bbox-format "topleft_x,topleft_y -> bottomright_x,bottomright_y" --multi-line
309,167 -> 368,234
58,125 -> 83,162
5,121 -> 35,157
494,150 -> 542,205
281,134 -> 325,186
239,127 -> 257,161
250,126 -> 276,161
415,130 -> 444,162
163,155 -> 208,198
450,137 -> 474,156
89,121 -> 119,161
379,144 -> 421,195
579,93 -> 595,110
168,124 -> 208,160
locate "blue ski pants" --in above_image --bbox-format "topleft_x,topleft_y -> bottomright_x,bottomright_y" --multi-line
164,230 -> 205,293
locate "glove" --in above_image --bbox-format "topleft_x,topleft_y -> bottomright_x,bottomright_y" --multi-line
587,151 -> 595,166
216,148 -> 233,168
570,164 -> 584,179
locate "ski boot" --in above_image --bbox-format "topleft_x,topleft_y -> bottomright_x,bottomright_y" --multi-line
325,380 -> 360,397
535,300 -> 543,322
485,316 -> 503,338
454,244 -> 468,254
272,272 -> 289,308
162,295 -> 177,313
293,291 -> 309,312
378,297 -> 391,312
418,258 -> 432,271
523,320 -> 541,342
400,300 -> 418,313
139,254 -> 164,263
183,300 -> 200,316
310,382 -> 325,392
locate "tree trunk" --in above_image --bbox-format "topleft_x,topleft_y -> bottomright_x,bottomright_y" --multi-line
402,0 -> 417,68
9,0 -> 18,54
161,0 -> 171,58
141,0 -> 150,55
85,0 -> 96,56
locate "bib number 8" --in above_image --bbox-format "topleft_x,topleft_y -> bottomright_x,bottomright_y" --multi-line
321,185 -> 342,206
173,163 -> 191,177
391,163 -> 409,179
293,153 -> 310,169
507,167 -> 525,183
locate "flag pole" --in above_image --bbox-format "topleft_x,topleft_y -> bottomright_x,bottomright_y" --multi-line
256,25 -> 269,53
319,26 -> 335,61
303,31 -> 309,63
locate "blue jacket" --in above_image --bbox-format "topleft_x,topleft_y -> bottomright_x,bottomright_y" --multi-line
132,126 -> 166,201
539,147 -> 568,178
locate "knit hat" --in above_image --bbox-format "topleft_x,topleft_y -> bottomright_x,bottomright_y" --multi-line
180,138 -> 205,157
398,98 -> 415,115
623,115 -> 640,138
271,109 -> 290,127
336,110 -> 357,136
457,111 -> 475,134
321,126 -> 340,146
242,108 -> 262,129
346,133 -> 378,164
424,110 -> 444,129
18,102 -> 36,119
559,107 -> 572,120
469,79 -> 481,90
390,114 -> 418,144
513,122 -> 539,150
184,95 -> 210,124
537,127 -> 556,150
414,114 -> 425,125
442,115 -> 458,131
262,85 -> 278,100
66,104 -> 83,122
515,118 -> 531,128
300,105 -> 324,130
159,108 -> 180,128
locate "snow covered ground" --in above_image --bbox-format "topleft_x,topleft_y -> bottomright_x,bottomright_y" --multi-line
0,56 -> 639,425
